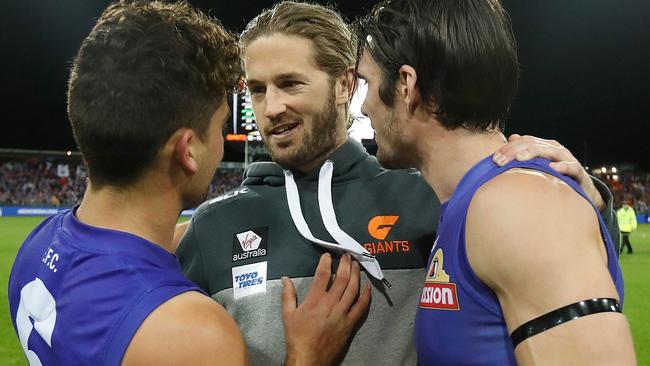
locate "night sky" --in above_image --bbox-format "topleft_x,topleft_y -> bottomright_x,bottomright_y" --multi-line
1,0 -> 648,170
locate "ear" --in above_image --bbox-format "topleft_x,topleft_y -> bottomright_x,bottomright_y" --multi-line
397,65 -> 419,114
335,67 -> 356,106
173,129 -> 199,175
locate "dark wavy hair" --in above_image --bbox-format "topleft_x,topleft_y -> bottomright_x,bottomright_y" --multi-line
355,0 -> 519,132
67,0 -> 243,188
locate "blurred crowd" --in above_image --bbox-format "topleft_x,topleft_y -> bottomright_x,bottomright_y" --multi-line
604,173 -> 650,215
0,160 -> 244,207
2,158 -> 649,215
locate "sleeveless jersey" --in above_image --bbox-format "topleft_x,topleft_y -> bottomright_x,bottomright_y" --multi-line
8,208 -> 201,366
414,157 -> 624,365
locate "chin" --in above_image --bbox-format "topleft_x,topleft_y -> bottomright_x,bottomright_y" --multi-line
181,189 -> 209,211
378,150 -> 415,170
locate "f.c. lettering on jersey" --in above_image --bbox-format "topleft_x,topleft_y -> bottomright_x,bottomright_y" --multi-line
419,248 -> 460,310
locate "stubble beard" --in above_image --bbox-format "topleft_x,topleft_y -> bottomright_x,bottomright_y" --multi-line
376,110 -> 421,170
266,89 -> 341,170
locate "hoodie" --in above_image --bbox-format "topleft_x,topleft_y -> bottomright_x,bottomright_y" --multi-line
178,139 -> 440,365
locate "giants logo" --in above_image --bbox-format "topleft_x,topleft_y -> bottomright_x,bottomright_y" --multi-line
368,216 -> 399,240
364,216 -> 411,255
419,247 -> 460,310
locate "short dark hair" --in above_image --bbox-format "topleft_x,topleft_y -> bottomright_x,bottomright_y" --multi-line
355,0 -> 519,132
67,0 -> 243,188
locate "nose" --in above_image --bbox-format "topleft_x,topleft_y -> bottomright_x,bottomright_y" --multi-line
264,88 -> 287,119
360,97 -> 369,117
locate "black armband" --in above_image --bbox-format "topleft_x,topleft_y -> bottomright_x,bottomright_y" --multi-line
510,298 -> 622,348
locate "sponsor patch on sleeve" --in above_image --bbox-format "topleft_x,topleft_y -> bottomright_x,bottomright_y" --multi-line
232,261 -> 267,299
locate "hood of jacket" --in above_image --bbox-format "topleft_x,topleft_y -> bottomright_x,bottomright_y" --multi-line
241,139 -> 378,187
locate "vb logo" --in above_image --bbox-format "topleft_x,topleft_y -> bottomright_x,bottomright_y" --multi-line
368,216 -> 399,240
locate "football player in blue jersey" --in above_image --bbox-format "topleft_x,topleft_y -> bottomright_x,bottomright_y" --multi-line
7,1 -> 369,365
356,0 -> 635,365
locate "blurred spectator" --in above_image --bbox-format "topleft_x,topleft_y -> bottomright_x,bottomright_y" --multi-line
616,201 -> 637,254
598,171 -> 650,216
0,159 -> 243,207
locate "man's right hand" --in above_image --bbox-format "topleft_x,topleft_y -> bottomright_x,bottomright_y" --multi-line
282,253 -> 372,366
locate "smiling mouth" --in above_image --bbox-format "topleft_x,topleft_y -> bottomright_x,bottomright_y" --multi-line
269,123 -> 299,136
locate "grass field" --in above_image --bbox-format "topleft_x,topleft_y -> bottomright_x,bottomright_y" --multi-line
1,217 -> 649,364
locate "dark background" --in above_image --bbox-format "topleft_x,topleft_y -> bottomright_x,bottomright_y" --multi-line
1,0 -> 648,170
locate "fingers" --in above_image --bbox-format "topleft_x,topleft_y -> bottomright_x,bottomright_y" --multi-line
304,253 -> 332,302
549,161 -> 586,182
281,276 -> 297,320
346,282 -> 372,327
507,133 -> 522,142
328,254 -> 352,302
494,135 -> 575,167
333,261 -> 361,315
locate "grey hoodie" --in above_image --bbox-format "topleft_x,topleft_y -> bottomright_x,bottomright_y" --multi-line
178,139 -> 440,365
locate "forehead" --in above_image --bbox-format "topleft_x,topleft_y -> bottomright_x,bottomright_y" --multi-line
358,50 -> 380,78
244,33 -> 322,81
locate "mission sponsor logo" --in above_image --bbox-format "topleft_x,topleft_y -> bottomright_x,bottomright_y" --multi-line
363,215 -> 411,255
419,247 -> 460,310
232,227 -> 268,262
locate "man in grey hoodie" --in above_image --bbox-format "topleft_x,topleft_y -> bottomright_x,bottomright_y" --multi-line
175,2 -> 620,365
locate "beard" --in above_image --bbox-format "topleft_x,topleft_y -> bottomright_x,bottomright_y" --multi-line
264,88 -> 341,170
375,109 -> 421,170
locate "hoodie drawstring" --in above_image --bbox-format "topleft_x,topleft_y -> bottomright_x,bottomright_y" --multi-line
284,160 -> 390,287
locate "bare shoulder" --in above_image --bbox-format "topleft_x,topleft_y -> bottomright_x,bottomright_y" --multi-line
465,168 -> 634,364
465,167 -> 614,308
122,291 -> 248,366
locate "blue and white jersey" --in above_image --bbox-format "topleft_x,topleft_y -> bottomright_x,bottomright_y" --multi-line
414,157 -> 624,365
8,208 -> 201,365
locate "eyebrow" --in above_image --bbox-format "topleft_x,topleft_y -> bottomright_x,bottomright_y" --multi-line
246,72 -> 309,86
274,72 -> 308,82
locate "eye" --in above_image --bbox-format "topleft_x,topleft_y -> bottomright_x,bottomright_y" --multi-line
281,80 -> 302,89
357,78 -> 368,87
248,86 -> 265,95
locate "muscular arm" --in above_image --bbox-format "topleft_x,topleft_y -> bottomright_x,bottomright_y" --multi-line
465,170 -> 635,365
122,291 -> 248,366
494,134 -> 621,254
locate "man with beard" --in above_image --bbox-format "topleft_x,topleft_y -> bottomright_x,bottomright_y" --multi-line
175,1 -> 622,364
8,2 -> 369,365
355,0 -> 635,364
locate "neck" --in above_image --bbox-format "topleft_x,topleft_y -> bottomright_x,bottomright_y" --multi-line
418,128 -> 506,202
76,179 -> 182,253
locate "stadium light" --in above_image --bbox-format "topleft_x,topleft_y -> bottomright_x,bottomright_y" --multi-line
612,167 -> 617,173
613,175 -> 619,181
66,151 -> 72,156
601,167 -> 607,173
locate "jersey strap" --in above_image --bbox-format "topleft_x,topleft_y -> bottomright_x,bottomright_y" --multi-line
510,298 -> 622,348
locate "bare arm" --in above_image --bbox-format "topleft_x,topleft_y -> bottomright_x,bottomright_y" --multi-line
282,253 -> 372,366
122,291 -> 248,366
493,134 -> 606,210
465,170 -> 635,365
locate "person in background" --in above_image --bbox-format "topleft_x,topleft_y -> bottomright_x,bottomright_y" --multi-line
618,200 -> 637,254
